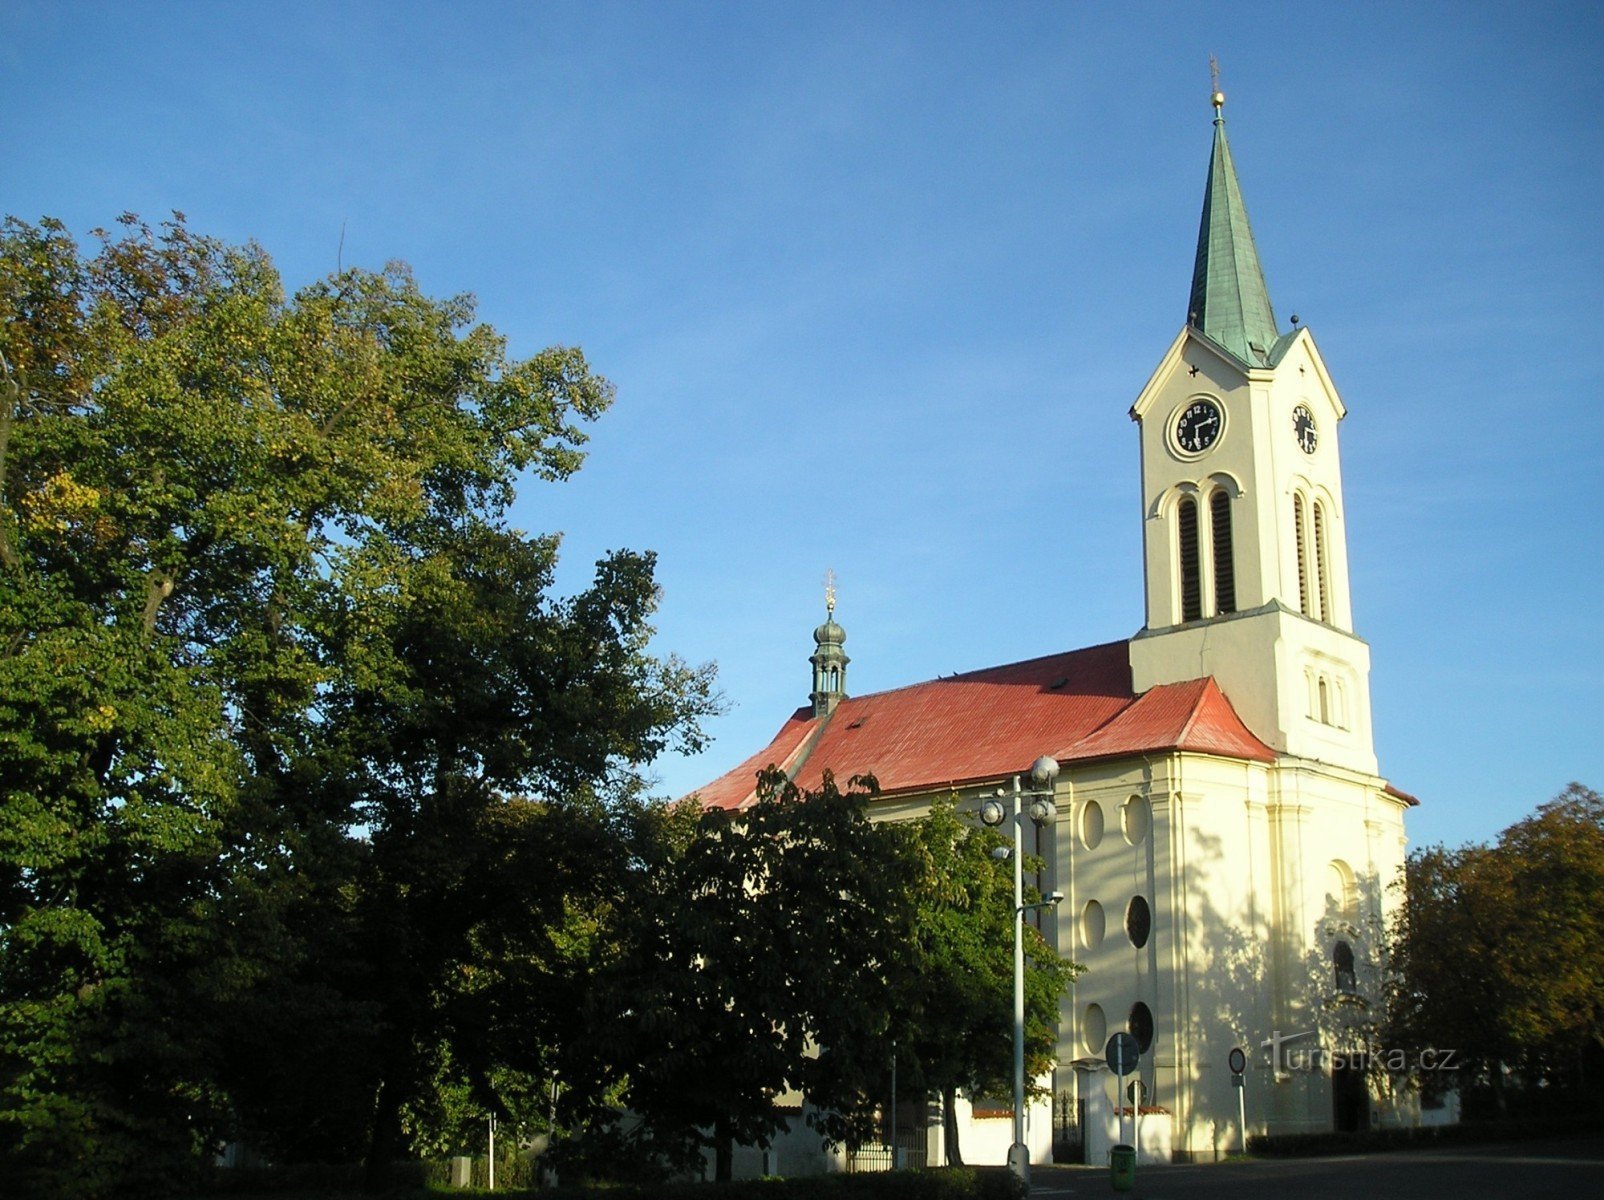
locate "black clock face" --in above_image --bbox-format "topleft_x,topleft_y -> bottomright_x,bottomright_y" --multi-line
1293,404 -> 1318,454
1174,399 -> 1223,454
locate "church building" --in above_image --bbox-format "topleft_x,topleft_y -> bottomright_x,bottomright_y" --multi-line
692,91 -> 1417,1165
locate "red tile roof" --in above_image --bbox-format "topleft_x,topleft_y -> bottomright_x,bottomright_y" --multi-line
1384,782 -> 1421,807
690,640 -> 1278,811
1067,675 -> 1278,764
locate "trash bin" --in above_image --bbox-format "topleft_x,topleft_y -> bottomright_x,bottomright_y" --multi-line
1109,1142 -> 1136,1192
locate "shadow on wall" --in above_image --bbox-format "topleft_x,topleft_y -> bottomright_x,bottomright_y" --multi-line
1165,822 -> 1393,1154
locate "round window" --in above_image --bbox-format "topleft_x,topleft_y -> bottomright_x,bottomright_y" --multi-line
1126,895 -> 1152,949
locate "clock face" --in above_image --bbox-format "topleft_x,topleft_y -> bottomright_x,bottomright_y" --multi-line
1174,398 -> 1223,454
1293,404 -> 1318,454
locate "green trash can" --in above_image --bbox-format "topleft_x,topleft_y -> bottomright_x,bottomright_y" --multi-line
1109,1142 -> 1136,1192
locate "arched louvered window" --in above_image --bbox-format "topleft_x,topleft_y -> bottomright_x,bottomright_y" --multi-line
1313,500 -> 1332,623
1178,497 -> 1201,622
1210,489 -> 1235,615
1293,494 -> 1311,616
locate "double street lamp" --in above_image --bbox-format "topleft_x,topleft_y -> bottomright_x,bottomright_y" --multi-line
979,754 -> 1064,1188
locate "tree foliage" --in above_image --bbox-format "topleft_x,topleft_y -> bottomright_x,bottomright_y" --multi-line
624,780 -> 1077,1178
624,769 -> 914,1181
1386,783 -> 1604,1100
876,799 -> 1073,1165
0,211 -> 1079,1197
0,213 -> 715,1197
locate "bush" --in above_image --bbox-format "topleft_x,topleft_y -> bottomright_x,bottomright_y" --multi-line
1247,1112 -> 1604,1158
540,1116 -> 702,1187
189,1162 -> 1021,1200
191,1159 -> 428,1195
507,1166 -> 1023,1200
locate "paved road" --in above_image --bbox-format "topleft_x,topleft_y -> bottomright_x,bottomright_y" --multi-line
1029,1134 -> 1604,1199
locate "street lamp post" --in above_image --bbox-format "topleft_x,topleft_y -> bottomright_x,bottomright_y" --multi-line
980,754 -> 1065,1189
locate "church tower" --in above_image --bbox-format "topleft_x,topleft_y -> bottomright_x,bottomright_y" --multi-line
1127,89 -> 1377,776
692,82 -> 1419,1165
808,579 -> 849,718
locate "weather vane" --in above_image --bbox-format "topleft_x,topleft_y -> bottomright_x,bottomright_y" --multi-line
1210,55 -> 1224,110
824,568 -> 837,615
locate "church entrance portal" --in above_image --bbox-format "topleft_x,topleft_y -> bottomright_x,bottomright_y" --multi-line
1332,1056 -> 1369,1133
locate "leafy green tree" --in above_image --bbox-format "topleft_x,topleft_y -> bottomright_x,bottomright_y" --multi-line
867,799 -> 1075,1165
0,214 -> 714,1197
1386,782 -> 1604,1106
1386,842 -> 1511,1094
625,769 -> 912,1181
623,779 -> 1075,1178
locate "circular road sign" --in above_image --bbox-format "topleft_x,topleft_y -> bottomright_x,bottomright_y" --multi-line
1228,1046 -> 1247,1075
1105,1031 -> 1140,1076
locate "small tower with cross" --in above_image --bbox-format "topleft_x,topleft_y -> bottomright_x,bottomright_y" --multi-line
809,571 -> 849,717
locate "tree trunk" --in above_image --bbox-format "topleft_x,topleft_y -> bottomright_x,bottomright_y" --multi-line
942,1083 -> 963,1166
714,1117 -> 734,1182
364,1064 -> 408,1191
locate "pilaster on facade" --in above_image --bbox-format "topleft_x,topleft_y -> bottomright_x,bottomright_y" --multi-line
1152,776 -> 1192,1152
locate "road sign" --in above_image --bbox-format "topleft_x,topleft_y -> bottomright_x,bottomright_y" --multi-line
1229,1045 -> 1248,1152
1105,1032 -> 1139,1076
1126,1078 -> 1147,1105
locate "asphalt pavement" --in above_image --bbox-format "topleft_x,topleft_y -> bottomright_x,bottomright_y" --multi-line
1028,1133 -> 1604,1199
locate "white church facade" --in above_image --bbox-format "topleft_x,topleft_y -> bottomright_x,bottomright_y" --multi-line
692,93 -> 1417,1166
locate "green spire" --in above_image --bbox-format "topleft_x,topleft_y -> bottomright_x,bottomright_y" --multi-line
1188,93 -> 1280,367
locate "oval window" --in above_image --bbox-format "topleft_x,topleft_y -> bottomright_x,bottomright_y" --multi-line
1084,1004 -> 1108,1056
1081,899 -> 1105,950
1081,801 -> 1105,850
1126,895 -> 1152,949
1129,1001 -> 1155,1054
1122,795 -> 1150,845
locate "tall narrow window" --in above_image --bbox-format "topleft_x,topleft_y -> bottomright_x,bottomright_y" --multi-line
1313,501 -> 1332,623
1210,489 -> 1235,615
1178,498 -> 1201,622
1318,677 -> 1330,725
1333,941 -> 1357,994
1293,495 -> 1311,615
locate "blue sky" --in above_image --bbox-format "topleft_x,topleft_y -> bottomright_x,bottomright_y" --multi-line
5,1 -> 1600,850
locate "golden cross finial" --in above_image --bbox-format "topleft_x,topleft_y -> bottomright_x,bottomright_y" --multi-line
823,569 -> 837,614
1210,55 -> 1224,110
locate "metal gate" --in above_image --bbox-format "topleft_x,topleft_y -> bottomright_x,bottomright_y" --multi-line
846,1132 -> 928,1173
